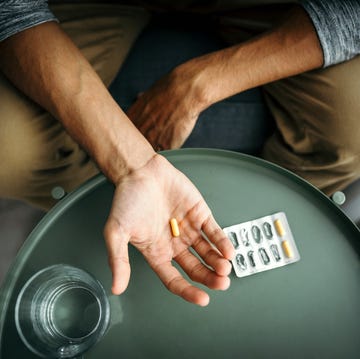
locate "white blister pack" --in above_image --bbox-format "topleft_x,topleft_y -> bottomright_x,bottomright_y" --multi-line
223,212 -> 300,278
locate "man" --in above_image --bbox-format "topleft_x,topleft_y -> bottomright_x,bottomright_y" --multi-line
0,0 -> 359,304
0,1 -> 234,307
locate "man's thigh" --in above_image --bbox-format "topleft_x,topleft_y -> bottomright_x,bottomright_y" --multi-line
0,3 -> 149,209
213,1 -> 360,194
262,55 -> 360,194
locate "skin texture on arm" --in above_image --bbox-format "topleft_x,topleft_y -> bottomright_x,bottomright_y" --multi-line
127,5 -> 324,149
0,22 -> 154,182
0,22 -> 235,306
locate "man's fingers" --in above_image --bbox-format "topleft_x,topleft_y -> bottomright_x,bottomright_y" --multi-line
104,220 -> 131,295
202,215 -> 235,260
152,260 -> 210,306
191,237 -> 232,277
174,249 -> 231,291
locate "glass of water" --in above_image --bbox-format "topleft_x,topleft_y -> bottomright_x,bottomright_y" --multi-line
15,264 -> 110,358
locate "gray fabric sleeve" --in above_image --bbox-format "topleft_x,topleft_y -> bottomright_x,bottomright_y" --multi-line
300,0 -> 360,67
0,1 -> 58,42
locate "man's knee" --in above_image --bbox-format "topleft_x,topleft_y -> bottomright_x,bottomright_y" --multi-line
262,55 -> 360,193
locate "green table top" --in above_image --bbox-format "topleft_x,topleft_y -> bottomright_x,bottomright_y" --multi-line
1,149 -> 359,358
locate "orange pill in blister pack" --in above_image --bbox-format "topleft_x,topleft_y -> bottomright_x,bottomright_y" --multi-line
281,240 -> 293,258
274,219 -> 286,237
274,218 -> 293,258
274,219 -> 294,258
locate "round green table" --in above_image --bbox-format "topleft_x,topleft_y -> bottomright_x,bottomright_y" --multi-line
1,149 -> 359,358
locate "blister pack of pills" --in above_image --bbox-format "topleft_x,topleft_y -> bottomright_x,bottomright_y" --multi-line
223,212 -> 300,278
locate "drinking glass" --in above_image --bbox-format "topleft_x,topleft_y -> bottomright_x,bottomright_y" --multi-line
15,264 -> 110,358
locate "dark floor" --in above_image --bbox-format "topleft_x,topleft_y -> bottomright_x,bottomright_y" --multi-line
0,199 -> 44,286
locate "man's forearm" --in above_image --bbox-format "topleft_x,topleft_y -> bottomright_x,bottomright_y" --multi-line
185,5 -> 324,109
0,22 -> 155,184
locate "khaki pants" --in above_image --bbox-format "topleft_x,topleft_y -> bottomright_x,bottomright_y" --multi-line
262,58 -> 360,195
216,3 -> 360,195
1,2 -> 359,209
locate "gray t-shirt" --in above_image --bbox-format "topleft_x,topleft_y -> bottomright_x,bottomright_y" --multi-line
0,0 -> 359,68
0,1 -> 57,42
300,0 -> 360,67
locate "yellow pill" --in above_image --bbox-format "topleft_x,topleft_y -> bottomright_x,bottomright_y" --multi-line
281,240 -> 293,258
170,218 -> 180,237
274,219 -> 286,237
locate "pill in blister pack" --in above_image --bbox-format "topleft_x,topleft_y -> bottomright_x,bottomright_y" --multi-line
223,212 -> 300,278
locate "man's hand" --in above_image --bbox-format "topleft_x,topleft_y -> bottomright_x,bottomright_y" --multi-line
127,61 -> 209,150
104,154 -> 235,306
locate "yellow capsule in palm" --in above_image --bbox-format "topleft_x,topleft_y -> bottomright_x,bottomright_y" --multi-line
170,218 -> 180,237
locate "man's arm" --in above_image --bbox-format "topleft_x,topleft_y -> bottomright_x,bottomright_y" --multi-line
0,18 -> 234,306
127,5 -> 324,149
183,4 -> 324,109
0,21 -> 155,182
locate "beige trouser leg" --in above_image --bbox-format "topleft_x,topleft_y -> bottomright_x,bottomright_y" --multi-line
215,2 -> 360,195
262,56 -> 360,195
0,3 -> 149,210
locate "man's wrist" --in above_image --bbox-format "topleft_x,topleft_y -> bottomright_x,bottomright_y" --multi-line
75,96 -> 156,184
51,68 -> 156,185
178,47 -> 250,109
